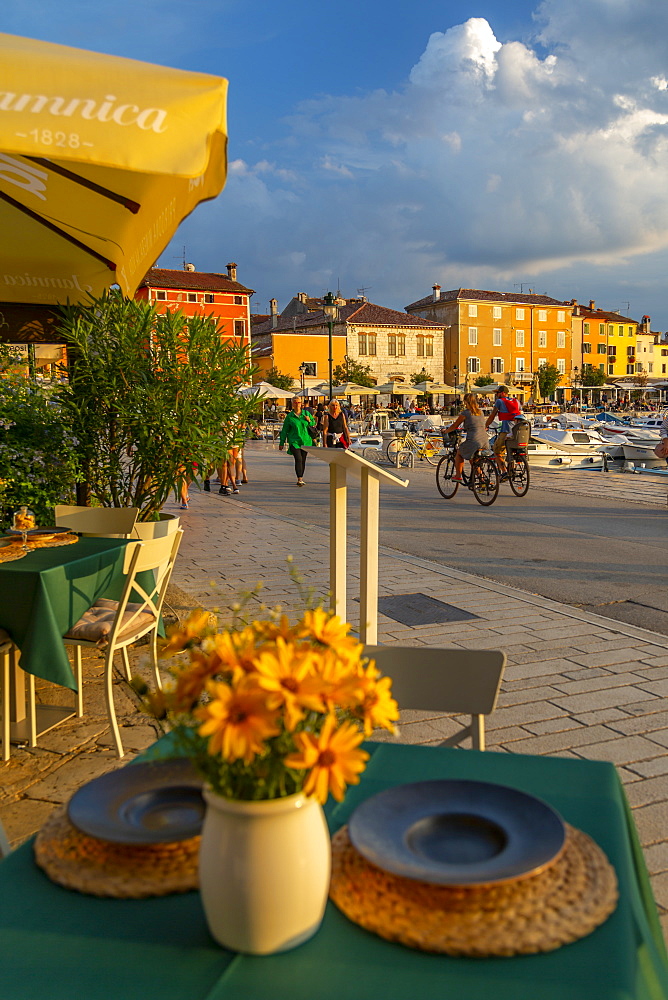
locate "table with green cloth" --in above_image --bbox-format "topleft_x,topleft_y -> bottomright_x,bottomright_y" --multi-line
0,536 -> 132,691
1,742 -> 667,1000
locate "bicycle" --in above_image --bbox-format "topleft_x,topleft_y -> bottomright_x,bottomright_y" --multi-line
490,429 -> 531,498
386,427 -> 443,466
435,432 -> 500,506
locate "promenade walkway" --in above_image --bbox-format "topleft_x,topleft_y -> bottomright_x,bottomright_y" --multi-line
2,445 -> 668,938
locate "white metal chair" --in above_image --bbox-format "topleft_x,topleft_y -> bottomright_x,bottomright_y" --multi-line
54,505 -> 139,538
63,530 -> 183,758
363,645 -> 506,751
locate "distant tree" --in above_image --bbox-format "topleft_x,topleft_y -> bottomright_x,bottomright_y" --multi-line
580,364 -> 607,387
474,374 -> 495,387
536,363 -> 562,400
265,367 -> 296,392
332,355 -> 375,387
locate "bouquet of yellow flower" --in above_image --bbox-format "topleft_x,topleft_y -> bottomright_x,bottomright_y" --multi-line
149,606 -> 399,804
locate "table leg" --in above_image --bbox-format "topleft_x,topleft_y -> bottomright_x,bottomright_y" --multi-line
9,650 -> 75,746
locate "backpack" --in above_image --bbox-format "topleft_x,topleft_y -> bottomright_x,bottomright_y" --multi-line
499,396 -> 522,420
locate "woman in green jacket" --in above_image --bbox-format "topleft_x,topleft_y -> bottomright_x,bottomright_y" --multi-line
279,397 -> 316,486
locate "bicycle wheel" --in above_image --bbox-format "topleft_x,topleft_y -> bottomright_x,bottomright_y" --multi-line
508,456 -> 530,497
386,438 -> 401,463
471,457 -> 499,506
423,435 -> 443,466
436,455 -> 459,498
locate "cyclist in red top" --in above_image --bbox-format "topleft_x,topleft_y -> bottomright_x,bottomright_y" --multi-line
485,386 -> 523,476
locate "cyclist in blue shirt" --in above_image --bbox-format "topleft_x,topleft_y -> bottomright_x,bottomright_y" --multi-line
485,385 -> 523,476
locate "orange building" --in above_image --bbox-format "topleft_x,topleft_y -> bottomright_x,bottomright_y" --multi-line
135,263 -> 254,349
406,287 -> 573,397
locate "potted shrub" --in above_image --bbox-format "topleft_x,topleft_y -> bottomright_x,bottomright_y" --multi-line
56,293 -> 257,529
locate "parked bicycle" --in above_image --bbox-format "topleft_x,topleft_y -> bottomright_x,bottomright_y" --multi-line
387,427 -> 443,466
435,432 -> 500,506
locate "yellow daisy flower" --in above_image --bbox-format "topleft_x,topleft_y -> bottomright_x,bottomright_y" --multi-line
285,715 -> 369,803
254,638 -> 326,730
352,662 -> 399,736
196,679 -> 280,763
159,608 -> 210,657
298,608 -> 359,649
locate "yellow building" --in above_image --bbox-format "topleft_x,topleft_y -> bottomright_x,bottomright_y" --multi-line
578,303 -> 638,380
406,287 -> 573,398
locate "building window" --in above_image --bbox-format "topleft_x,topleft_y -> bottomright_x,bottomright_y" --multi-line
608,364 -> 615,375
491,357 -> 504,373
649,343 -> 654,354
468,327 -> 478,346
368,334 -> 377,355
538,330 -> 547,348
557,358 -> 566,374
397,336 -> 406,356
467,357 -> 480,373
493,328 -> 502,346
557,331 -> 566,349
234,320 -> 246,338
608,325 -> 614,336
619,325 -> 624,336
538,309 -> 547,322
234,295 -> 243,305
662,349 -> 668,357
493,306 -> 502,319
648,362 -> 654,373
468,304 -> 477,317
628,328 -> 634,336
635,363 -> 643,373
204,293 -> 214,303
388,335 -> 397,356
358,334 -> 368,355
516,308 -> 525,320
597,323 -> 604,335
303,362 -> 317,376
597,344 -> 607,354
557,310 -> 565,323
582,343 -> 592,354
627,345 -> 635,356
538,358 -> 547,367
663,364 -> 667,374
516,357 -> 525,371
583,323 -> 590,336
515,329 -> 525,347
626,364 -> 634,374
417,338 -> 424,357
187,293 -> 197,303
599,364 -> 605,373
425,337 -> 434,357
156,290 -> 166,300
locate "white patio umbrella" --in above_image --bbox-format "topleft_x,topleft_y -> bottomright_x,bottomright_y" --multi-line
374,380 -> 409,394
413,381 -> 457,393
331,383 -> 380,396
294,383 -> 328,397
240,382 -> 295,399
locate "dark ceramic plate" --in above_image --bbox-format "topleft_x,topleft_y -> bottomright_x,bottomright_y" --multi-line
67,759 -> 205,844
348,779 -> 566,886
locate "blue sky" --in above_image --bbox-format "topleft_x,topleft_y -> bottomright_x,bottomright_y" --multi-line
4,0 -> 668,327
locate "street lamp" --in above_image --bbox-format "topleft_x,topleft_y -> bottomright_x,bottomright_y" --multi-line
323,291 -> 336,401
298,361 -> 307,393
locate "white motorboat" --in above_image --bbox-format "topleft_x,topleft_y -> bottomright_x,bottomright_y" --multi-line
526,428 -> 605,469
620,440 -> 664,464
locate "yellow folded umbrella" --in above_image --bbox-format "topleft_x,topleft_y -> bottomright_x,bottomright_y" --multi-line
0,32 -> 228,304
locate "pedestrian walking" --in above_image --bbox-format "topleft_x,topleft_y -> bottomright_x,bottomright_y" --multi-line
279,397 -> 316,486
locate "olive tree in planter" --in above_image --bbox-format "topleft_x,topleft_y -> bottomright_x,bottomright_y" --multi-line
56,293 -> 257,522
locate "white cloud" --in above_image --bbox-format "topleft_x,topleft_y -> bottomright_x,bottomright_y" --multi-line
169,0 -> 668,323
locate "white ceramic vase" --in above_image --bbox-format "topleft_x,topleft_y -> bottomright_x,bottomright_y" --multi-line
199,788 -> 331,955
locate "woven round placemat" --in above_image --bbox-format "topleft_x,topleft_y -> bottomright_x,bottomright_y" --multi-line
34,805 -> 199,898
329,823 -> 617,957
0,543 -> 27,564
27,532 -> 79,550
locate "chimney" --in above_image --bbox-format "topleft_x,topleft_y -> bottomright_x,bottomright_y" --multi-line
570,299 -> 580,316
642,315 -> 651,334
227,262 -> 237,281
589,300 -> 595,311
432,284 -> 441,302
270,298 -> 278,329
184,262 -> 195,272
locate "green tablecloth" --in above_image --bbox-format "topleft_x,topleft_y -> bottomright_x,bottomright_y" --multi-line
0,536 -> 130,690
0,743 -> 666,1000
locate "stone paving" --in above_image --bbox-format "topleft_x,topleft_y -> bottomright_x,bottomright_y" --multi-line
2,446 -> 668,939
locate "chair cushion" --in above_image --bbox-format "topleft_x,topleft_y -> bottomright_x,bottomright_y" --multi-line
65,599 -> 155,648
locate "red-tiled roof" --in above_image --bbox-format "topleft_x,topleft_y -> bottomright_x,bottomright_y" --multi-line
138,268 -> 254,295
406,288 -> 569,310
580,308 -> 638,324
252,301 -> 442,335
